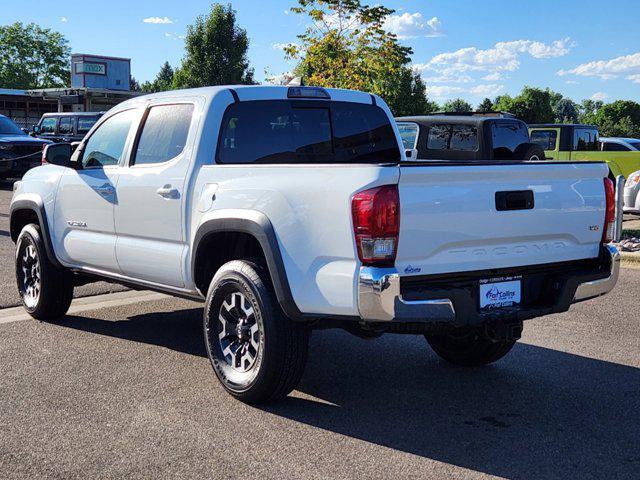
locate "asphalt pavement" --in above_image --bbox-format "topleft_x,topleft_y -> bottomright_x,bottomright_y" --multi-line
0,268 -> 639,479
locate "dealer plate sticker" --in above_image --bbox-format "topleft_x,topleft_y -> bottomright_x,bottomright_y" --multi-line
479,279 -> 521,309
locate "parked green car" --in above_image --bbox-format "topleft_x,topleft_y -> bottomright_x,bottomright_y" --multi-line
528,124 -> 640,179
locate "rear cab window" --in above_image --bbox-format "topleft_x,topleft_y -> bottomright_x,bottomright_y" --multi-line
217,100 -> 400,164
133,104 -> 194,165
59,117 -> 74,135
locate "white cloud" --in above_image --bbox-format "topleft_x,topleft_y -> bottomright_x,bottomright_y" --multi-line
628,74 -> 640,84
482,72 -> 503,81
559,52 -> 640,81
60,17 -> 68,23
565,80 -> 579,85
425,38 -> 573,77
470,84 -> 505,97
272,42 -> 297,51
591,92 -> 609,101
164,33 -> 172,37
425,84 -> 504,99
383,13 -> 443,39
266,72 -> 295,85
143,16 -> 174,24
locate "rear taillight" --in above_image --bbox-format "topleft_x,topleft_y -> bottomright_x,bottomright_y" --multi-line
351,185 -> 400,267
602,178 -> 615,243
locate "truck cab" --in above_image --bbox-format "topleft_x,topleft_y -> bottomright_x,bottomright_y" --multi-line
529,124 -> 640,179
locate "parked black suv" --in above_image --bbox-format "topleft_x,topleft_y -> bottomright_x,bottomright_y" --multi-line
33,112 -> 104,143
0,115 -> 50,180
396,113 -> 545,162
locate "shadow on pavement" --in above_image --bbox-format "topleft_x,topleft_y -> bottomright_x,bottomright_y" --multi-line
60,309 -> 639,479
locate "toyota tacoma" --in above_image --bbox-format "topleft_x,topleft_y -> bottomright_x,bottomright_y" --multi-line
10,86 -> 623,403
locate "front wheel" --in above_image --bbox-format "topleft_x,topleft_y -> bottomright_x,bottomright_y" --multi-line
15,224 -> 74,320
426,328 -> 516,366
203,260 -> 309,404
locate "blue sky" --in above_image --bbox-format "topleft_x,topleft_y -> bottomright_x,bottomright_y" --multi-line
4,0 -> 640,106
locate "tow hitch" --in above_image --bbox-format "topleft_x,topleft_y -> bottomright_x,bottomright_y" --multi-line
484,320 -> 523,342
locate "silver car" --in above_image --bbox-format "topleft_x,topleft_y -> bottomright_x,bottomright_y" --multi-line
624,170 -> 640,214
600,137 -> 640,152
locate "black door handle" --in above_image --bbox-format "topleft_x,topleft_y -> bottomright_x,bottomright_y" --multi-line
495,190 -> 534,211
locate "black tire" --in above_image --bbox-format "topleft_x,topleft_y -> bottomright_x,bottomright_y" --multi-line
426,328 -> 516,366
513,143 -> 546,161
15,224 -> 73,320
203,260 -> 309,404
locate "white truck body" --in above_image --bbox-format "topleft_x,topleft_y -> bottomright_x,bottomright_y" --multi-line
11,86 -> 620,322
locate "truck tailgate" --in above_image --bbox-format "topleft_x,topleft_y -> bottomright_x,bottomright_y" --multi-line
396,162 -> 608,276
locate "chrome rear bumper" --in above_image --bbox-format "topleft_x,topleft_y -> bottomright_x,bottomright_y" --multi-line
358,245 -> 620,323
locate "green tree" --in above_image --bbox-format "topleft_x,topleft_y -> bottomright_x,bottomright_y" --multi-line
478,98 -> 494,112
554,98 -> 579,123
578,99 -> 604,125
442,98 -> 472,113
0,22 -> 70,88
129,76 -> 141,92
285,0 -> 421,115
173,3 -> 254,88
142,61 -> 175,93
594,100 -> 640,137
495,86 -> 554,124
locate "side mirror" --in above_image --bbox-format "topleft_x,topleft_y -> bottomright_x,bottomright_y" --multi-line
32,125 -> 40,135
43,143 -> 81,169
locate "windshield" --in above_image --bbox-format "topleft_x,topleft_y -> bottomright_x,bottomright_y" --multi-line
0,117 -> 25,135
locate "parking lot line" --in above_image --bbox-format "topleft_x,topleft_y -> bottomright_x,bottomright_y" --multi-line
0,290 -> 169,325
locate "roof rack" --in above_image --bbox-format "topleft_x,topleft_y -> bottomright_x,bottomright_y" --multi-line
432,111 -> 516,118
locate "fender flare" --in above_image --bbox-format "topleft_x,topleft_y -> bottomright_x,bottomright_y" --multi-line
10,197 -> 62,268
192,209 -> 303,320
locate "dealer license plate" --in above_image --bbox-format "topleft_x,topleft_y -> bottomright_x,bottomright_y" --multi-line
479,278 -> 521,310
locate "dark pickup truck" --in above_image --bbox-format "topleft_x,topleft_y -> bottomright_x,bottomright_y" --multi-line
396,114 -> 545,162
0,115 -> 50,180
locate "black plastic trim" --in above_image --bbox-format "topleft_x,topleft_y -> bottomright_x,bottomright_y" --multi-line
228,89 -> 240,103
192,210 -> 304,320
10,198 -> 62,268
370,94 -> 377,106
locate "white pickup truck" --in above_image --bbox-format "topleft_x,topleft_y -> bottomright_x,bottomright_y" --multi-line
10,86 -> 622,403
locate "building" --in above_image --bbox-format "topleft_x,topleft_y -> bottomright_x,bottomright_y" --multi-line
0,54 -> 140,129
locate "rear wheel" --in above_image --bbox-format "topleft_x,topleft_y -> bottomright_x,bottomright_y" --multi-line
514,143 -> 546,161
15,224 -> 73,320
426,328 -> 516,366
203,260 -> 309,404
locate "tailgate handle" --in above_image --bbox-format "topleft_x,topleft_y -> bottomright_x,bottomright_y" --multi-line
495,190 -> 534,211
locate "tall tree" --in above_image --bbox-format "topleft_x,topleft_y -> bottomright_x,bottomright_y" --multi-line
129,76 -> 141,92
142,61 -> 175,93
442,98 -> 473,113
554,98 -> 579,123
285,0 -> 422,115
578,99 -> 604,125
495,86 -> 554,124
173,4 -> 254,88
478,98 -> 494,112
0,22 -> 70,88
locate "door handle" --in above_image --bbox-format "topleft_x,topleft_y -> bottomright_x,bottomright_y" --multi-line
157,185 -> 180,199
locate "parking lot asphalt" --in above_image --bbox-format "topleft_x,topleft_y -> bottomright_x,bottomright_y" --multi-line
0,182 -> 126,308
0,267 -> 638,480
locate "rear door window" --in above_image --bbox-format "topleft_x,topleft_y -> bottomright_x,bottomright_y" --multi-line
59,117 -> 74,135
427,124 -> 478,152
40,117 -> 57,134
574,128 -> 599,151
217,100 -> 399,164
530,130 -> 558,150
492,121 -> 530,159
133,104 -> 194,165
